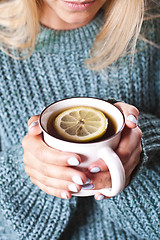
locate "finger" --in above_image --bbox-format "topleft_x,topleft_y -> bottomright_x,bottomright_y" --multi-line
94,192 -> 110,200
126,114 -> 138,128
30,177 -> 72,199
94,174 -> 130,200
25,166 -> 81,193
23,151 -> 87,185
22,133 -> 81,167
87,148 -> 140,194
123,143 -> 142,179
125,177 -> 131,188
94,176 -> 130,199
114,102 -> 139,128
115,126 -> 142,165
28,115 -> 42,135
83,171 -> 111,191
88,159 -> 109,173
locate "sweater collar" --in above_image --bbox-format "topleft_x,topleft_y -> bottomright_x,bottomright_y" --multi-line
35,10 -> 104,54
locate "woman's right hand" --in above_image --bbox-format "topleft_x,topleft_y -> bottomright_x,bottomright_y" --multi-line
22,115 -> 88,199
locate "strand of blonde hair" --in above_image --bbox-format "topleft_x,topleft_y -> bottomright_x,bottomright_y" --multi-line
86,0 -> 145,70
0,0 -> 39,55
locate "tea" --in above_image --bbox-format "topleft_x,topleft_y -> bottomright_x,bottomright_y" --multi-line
47,107 -> 117,143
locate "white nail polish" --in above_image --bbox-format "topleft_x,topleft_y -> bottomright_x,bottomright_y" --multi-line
67,157 -> 79,166
28,121 -> 39,130
97,195 -> 105,200
127,115 -> 137,125
61,192 -> 68,199
90,167 -> 101,173
81,184 -> 94,190
85,178 -> 91,184
68,183 -> 79,192
72,175 -> 83,185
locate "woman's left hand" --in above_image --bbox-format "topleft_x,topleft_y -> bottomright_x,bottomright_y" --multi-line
85,102 -> 142,200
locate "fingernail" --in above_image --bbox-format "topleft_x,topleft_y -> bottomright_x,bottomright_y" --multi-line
28,121 -> 39,130
67,157 -> 79,166
90,167 -> 101,173
72,175 -> 84,185
68,183 -> 79,193
81,184 -> 94,190
97,195 -> 105,200
127,115 -> 137,125
61,192 -> 69,199
85,178 -> 91,184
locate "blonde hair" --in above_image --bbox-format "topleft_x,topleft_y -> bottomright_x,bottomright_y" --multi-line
88,0 -> 145,69
0,0 -> 39,54
0,0 -> 157,70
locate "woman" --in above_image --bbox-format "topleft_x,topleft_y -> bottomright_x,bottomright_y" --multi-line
0,0 -> 159,239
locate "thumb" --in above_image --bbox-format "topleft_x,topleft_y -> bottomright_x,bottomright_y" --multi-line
28,115 -> 42,135
114,102 -> 139,129
125,114 -> 138,128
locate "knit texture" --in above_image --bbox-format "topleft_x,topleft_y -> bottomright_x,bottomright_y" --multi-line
0,11 -> 160,240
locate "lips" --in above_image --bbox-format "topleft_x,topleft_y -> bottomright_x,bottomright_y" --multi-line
64,1 -> 94,3
60,0 -> 95,10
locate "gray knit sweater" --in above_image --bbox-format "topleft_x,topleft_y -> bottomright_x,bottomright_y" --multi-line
0,11 -> 160,240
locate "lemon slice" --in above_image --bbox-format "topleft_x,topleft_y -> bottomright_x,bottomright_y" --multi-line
54,106 -> 108,142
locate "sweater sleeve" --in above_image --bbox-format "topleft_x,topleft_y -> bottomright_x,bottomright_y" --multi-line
98,108 -> 160,239
0,143 -> 77,240
127,16 -> 160,173
102,105 -> 160,239
135,111 -> 160,171
99,152 -> 160,239
100,57 -> 160,239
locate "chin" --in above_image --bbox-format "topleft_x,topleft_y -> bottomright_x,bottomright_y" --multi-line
63,13 -> 94,27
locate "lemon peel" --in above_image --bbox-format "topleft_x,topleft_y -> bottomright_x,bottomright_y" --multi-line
54,106 -> 108,142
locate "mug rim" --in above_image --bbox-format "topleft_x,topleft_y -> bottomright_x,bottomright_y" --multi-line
39,97 -> 125,145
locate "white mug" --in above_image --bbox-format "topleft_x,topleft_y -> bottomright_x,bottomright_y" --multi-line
39,97 -> 125,197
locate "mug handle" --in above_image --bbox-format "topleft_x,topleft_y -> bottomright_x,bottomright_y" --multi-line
98,147 -> 125,197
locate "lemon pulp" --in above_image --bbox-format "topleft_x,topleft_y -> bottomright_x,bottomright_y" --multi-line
54,106 -> 108,142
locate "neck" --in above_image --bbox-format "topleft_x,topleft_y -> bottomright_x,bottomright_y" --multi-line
35,10 -> 104,55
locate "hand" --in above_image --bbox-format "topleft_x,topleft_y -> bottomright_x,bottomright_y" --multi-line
22,115 -> 88,199
86,102 -> 142,200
